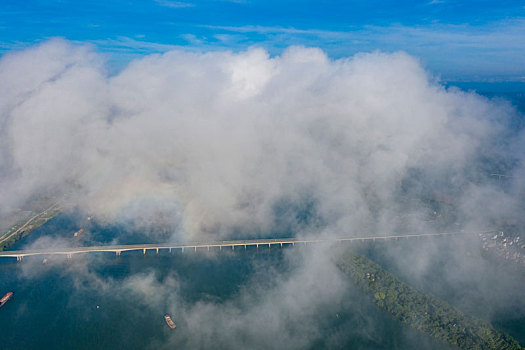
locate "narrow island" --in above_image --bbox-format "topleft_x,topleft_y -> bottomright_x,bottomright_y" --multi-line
337,251 -> 522,350
0,203 -> 61,251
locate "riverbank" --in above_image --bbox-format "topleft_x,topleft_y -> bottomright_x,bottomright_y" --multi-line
337,251 -> 522,349
0,204 -> 61,251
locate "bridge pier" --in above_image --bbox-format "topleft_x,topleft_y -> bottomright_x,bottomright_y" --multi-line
182,247 -> 184,253
194,246 -> 197,252
244,244 -> 246,250
232,245 -> 234,250
156,248 -> 159,254
67,253 -> 72,259
143,249 -> 146,255
207,246 -> 210,252
280,242 -> 283,247
116,251 -> 121,256
16,256 -> 22,262
169,248 -> 172,253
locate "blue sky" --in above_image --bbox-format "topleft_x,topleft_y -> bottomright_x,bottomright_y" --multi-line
0,0 -> 524,81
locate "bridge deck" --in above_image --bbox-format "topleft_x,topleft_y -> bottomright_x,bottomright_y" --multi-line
0,231 -> 493,260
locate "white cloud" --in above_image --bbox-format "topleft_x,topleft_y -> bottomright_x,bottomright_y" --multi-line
154,0 -> 195,8
91,36 -> 180,53
180,33 -> 204,45
0,39 -> 523,242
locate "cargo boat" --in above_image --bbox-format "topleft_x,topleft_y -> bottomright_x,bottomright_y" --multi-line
0,292 -> 13,307
164,315 -> 176,329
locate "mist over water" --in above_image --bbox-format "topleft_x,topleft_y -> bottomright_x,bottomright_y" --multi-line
0,252 -> 449,350
0,215 -> 458,350
1,40 -> 525,349
2,214 -> 525,349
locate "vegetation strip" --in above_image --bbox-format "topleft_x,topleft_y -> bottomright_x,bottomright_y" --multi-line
0,205 -> 61,251
337,252 -> 522,350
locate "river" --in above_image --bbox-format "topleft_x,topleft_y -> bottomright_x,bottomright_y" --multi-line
1,213 -> 522,349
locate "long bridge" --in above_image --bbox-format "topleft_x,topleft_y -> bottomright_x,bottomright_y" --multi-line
0,230 -> 495,262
